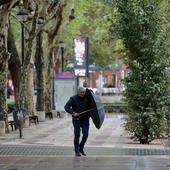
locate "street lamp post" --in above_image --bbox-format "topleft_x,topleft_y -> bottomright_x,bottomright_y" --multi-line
59,41 -> 65,72
17,9 -> 29,65
16,9 -> 29,138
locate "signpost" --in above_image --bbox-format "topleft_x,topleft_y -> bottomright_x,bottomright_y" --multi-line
73,36 -> 89,80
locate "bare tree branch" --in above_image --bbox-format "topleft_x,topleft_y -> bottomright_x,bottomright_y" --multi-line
48,2 -> 65,44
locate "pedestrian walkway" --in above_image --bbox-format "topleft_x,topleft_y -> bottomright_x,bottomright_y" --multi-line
0,113 -> 168,149
0,113 -> 170,170
0,155 -> 170,170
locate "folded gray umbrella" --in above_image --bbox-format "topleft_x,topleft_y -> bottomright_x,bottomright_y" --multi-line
85,88 -> 105,129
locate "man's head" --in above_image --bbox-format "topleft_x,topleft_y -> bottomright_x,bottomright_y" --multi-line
78,86 -> 85,97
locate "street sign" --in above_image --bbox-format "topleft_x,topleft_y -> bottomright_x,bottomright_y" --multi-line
73,36 -> 89,77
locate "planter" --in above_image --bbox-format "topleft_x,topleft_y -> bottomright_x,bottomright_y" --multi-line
52,110 -> 67,119
60,112 -> 67,119
0,121 -> 5,136
36,111 -> 45,122
52,110 -> 58,118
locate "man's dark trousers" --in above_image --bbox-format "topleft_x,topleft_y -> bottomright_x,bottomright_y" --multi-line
72,118 -> 89,153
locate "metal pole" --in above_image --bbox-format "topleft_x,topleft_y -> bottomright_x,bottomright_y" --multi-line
77,76 -> 79,92
21,23 -> 24,65
19,121 -> 22,138
52,76 -> 55,110
17,110 -> 23,139
61,47 -> 64,72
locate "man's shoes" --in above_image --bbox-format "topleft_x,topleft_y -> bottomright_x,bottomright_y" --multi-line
79,149 -> 87,156
75,152 -> 81,157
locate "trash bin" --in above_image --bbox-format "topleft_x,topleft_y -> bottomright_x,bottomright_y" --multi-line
13,109 -> 26,127
13,109 -> 26,138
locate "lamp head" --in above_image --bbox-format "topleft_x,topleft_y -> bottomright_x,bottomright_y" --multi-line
37,17 -> 45,25
17,9 -> 29,21
59,41 -> 65,49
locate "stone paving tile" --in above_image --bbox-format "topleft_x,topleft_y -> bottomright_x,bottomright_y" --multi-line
0,144 -> 170,156
0,115 -> 169,156
1,112 -> 170,170
2,165 -> 128,170
0,156 -> 136,168
0,156 -> 170,170
0,115 -> 167,150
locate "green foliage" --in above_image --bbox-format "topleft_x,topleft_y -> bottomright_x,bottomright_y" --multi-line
60,0 -> 118,69
115,0 -> 170,143
10,15 -> 21,53
9,1 -> 120,70
7,99 -> 15,112
103,102 -> 127,113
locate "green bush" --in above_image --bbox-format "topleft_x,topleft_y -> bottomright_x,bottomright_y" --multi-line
115,0 -> 170,144
103,102 -> 127,113
7,99 -> 15,113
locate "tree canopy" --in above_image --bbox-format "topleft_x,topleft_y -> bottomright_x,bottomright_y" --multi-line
60,0 -> 119,69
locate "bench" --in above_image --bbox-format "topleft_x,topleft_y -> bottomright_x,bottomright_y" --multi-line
29,115 -> 39,125
8,120 -> 17,131
45,112 -> 53,119
8,115 -> 17,131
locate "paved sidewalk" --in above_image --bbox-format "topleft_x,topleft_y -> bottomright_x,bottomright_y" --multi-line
0,113 -> 168,149
0,113 -> 170,170
0,155 -> 170,170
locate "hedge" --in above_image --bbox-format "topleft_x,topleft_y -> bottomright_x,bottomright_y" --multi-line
103,103 -> 127,113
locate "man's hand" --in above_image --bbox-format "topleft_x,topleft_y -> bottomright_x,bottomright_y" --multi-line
73,112 -> 80,117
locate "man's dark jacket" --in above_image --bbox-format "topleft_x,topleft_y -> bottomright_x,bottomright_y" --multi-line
64,94 -> 90,120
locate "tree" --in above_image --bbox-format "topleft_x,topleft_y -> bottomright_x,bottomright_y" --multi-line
164,0 -> 170,137
8,24 -> 21,104
115,0 -> 170,143
7,0 -> 75,120
35,0 -> 75,115
0,0 -> 19,133
60,0 -> 117,69
16,3 -> 38,114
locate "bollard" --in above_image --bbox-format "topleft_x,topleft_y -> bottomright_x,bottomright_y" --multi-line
0,121 -> 5,136
0,110 -> 5,136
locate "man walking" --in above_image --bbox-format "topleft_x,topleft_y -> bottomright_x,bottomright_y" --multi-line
64,86 -> 91,156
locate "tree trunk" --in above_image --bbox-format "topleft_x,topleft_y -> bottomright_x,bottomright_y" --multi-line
25,59 -> 35,115
8,24 -> 21,104
35,30 -> 44,112
44,48 -> 53,114
44,2 -> 66,114
0,7 -> 10,133
17,4 -> 38,111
